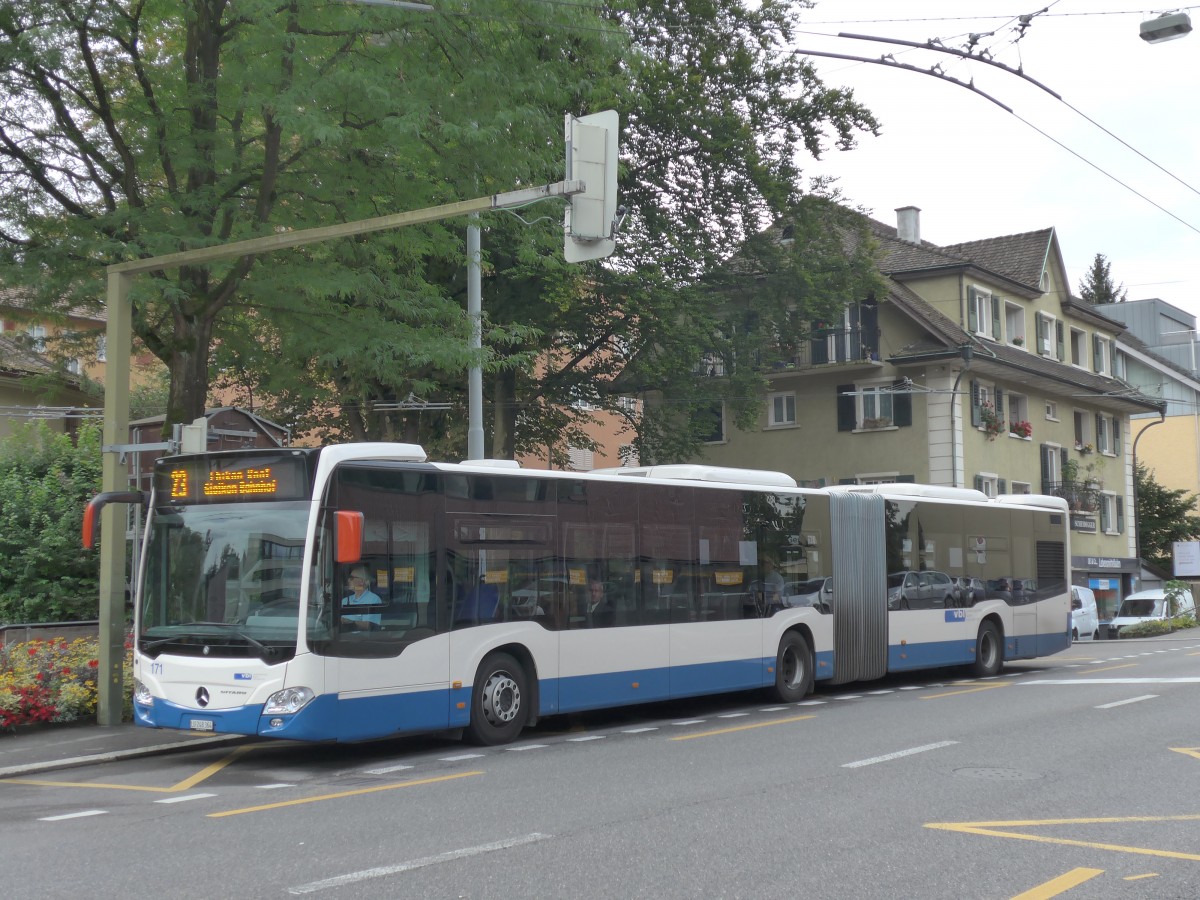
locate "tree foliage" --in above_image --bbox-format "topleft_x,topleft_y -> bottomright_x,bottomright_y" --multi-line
1077,253 -> 1127,304
1135,461 -> 1200,571
0,0 -> 627,436
0,422 -> 103,623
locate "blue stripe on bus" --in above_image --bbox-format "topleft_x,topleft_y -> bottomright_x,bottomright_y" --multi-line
135,633 -> 1069,742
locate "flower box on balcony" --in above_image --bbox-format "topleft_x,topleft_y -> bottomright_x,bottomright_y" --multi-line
861,417 -> 892,430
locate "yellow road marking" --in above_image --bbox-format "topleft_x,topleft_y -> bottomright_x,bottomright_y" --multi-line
207,771 -> 483,817
1077,663 -> 1136,675
1124,874 -> 1159,881
669,714 -> 815,741
1169,747 -> 1200,761
920,682 -> 1008,699
1010,867 -> 1103,899
1,743 -> 264,793
927,815 -> 1200,862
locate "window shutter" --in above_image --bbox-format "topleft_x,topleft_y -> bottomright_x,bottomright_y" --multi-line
1116,496 -> 1124,532
861,302 -> 879,357
991,296 -> 1001,339
995,388 -> 1005,420
970,380 -> 982,427
974,474 -> 984,492
1060,447 -> 1069,479
1040,444 -> 1051,491
1056,321 -> 1065,360
895,474 -> 916,483
836,384 -> 856,431
968,288 -> 978,332
998,478 -> 1007,495
1092,334 -> 1102,372
1095,413 -> 1105,452
1113,417 -> 1122,455
893,380 -> 912,427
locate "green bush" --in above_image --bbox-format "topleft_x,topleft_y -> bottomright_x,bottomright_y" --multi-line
0,422 -> 103,624
1118,614 -> 1197,638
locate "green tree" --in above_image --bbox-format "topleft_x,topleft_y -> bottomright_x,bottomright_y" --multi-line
0,0 -> 628,434
219,0 -> 882,462
1135,461 -> 1200,570
0,422 -> 103,623
1077,253 -> 1128,304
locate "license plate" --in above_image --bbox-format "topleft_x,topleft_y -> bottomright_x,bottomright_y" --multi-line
189,719 -> 215,732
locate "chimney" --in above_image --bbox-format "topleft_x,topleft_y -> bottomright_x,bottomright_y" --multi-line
895,206 -> 921,243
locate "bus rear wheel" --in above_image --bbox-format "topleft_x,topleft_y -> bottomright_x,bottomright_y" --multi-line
465,652 -> 529,746
971,621 -> 1003,677
771,632 -> 813,703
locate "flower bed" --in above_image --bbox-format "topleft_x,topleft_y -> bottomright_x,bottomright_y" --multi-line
0,637 -> 133,730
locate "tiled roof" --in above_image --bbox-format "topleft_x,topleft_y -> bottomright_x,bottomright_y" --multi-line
0,333 -> 57,376
939,229 -> 1054,291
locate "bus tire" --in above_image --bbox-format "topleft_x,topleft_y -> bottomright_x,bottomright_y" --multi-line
465,652 -> 529,746
770,632 -> 813,703
971,621 -> 1003,677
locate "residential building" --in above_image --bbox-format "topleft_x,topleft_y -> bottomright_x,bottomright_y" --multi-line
1093,298 -> 1200,512
0,288 -> 107,439
668,207 -> 1164,616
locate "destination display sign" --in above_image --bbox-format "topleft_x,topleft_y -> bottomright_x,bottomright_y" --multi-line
156,455 -> 310,505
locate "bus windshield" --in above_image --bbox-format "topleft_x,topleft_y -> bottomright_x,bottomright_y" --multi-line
139,501 -> 314,663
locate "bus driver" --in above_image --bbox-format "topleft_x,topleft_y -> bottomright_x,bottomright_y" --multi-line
342,566 -> 382,630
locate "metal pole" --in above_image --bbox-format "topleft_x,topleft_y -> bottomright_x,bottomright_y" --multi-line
98,272 -> 132,726
467,214 -> 484,460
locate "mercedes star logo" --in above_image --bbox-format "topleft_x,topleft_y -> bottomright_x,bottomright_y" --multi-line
196,687 -> 210,708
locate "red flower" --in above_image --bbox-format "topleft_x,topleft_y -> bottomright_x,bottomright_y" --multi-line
35,672 -> 44,681
88,659 -> 99,668
28,647 -> 38,656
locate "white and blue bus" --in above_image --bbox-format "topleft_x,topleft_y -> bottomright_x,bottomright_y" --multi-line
88,443 -> 1071,745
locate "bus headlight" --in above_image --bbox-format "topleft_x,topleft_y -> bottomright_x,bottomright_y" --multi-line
133,679 -> 154,707
263,686 -> 315,715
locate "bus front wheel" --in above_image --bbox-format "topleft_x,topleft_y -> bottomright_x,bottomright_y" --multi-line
771,632 -> 813,703
971,621 -> 1003,677
465,652 -> 529,746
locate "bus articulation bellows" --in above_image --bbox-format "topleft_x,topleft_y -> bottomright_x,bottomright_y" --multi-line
85,443 -> 1071,745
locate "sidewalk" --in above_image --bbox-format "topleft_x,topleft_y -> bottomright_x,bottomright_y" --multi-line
0,722 -> 244,778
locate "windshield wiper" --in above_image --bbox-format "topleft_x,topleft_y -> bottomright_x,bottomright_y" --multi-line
143,623 -> 272,655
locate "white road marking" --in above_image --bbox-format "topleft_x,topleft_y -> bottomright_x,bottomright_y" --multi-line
154,793 -> 216,804
567,735 -> 605,742
1096,695 -> 1158,709
759,706 -> 787,711
1024,678 -> 1200,684
39,810 -> 107,821
438,753 -> 484,762
842,740 -> 959,769
717,712 -> 750,718
257,784 -> 295,789
505,743 -> 548,751
288,832 -> 552,894
363,764 -> 413,775
672,719 -> 705,726
622,727 -> 657,733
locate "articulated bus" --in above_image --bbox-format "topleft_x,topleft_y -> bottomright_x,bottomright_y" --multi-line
85,443 -> 1071,745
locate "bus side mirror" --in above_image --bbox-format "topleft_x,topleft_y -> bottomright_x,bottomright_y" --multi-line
335,510 -> 364,564
83,491 -> 146,549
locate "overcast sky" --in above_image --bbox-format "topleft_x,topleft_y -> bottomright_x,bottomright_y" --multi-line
795,1 -> 1200,322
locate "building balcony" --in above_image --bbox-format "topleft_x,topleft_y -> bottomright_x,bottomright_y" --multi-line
1043,479 -> 1103,513
762,327 -> 881,372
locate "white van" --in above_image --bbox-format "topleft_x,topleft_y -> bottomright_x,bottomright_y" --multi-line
1070,586 -> 1099,642
1109,588 -> 1197,637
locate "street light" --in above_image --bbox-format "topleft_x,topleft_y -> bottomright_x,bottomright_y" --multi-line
1140,12 -> 1192,44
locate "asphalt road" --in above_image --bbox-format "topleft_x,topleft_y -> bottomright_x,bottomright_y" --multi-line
4,635 -> 1200,899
